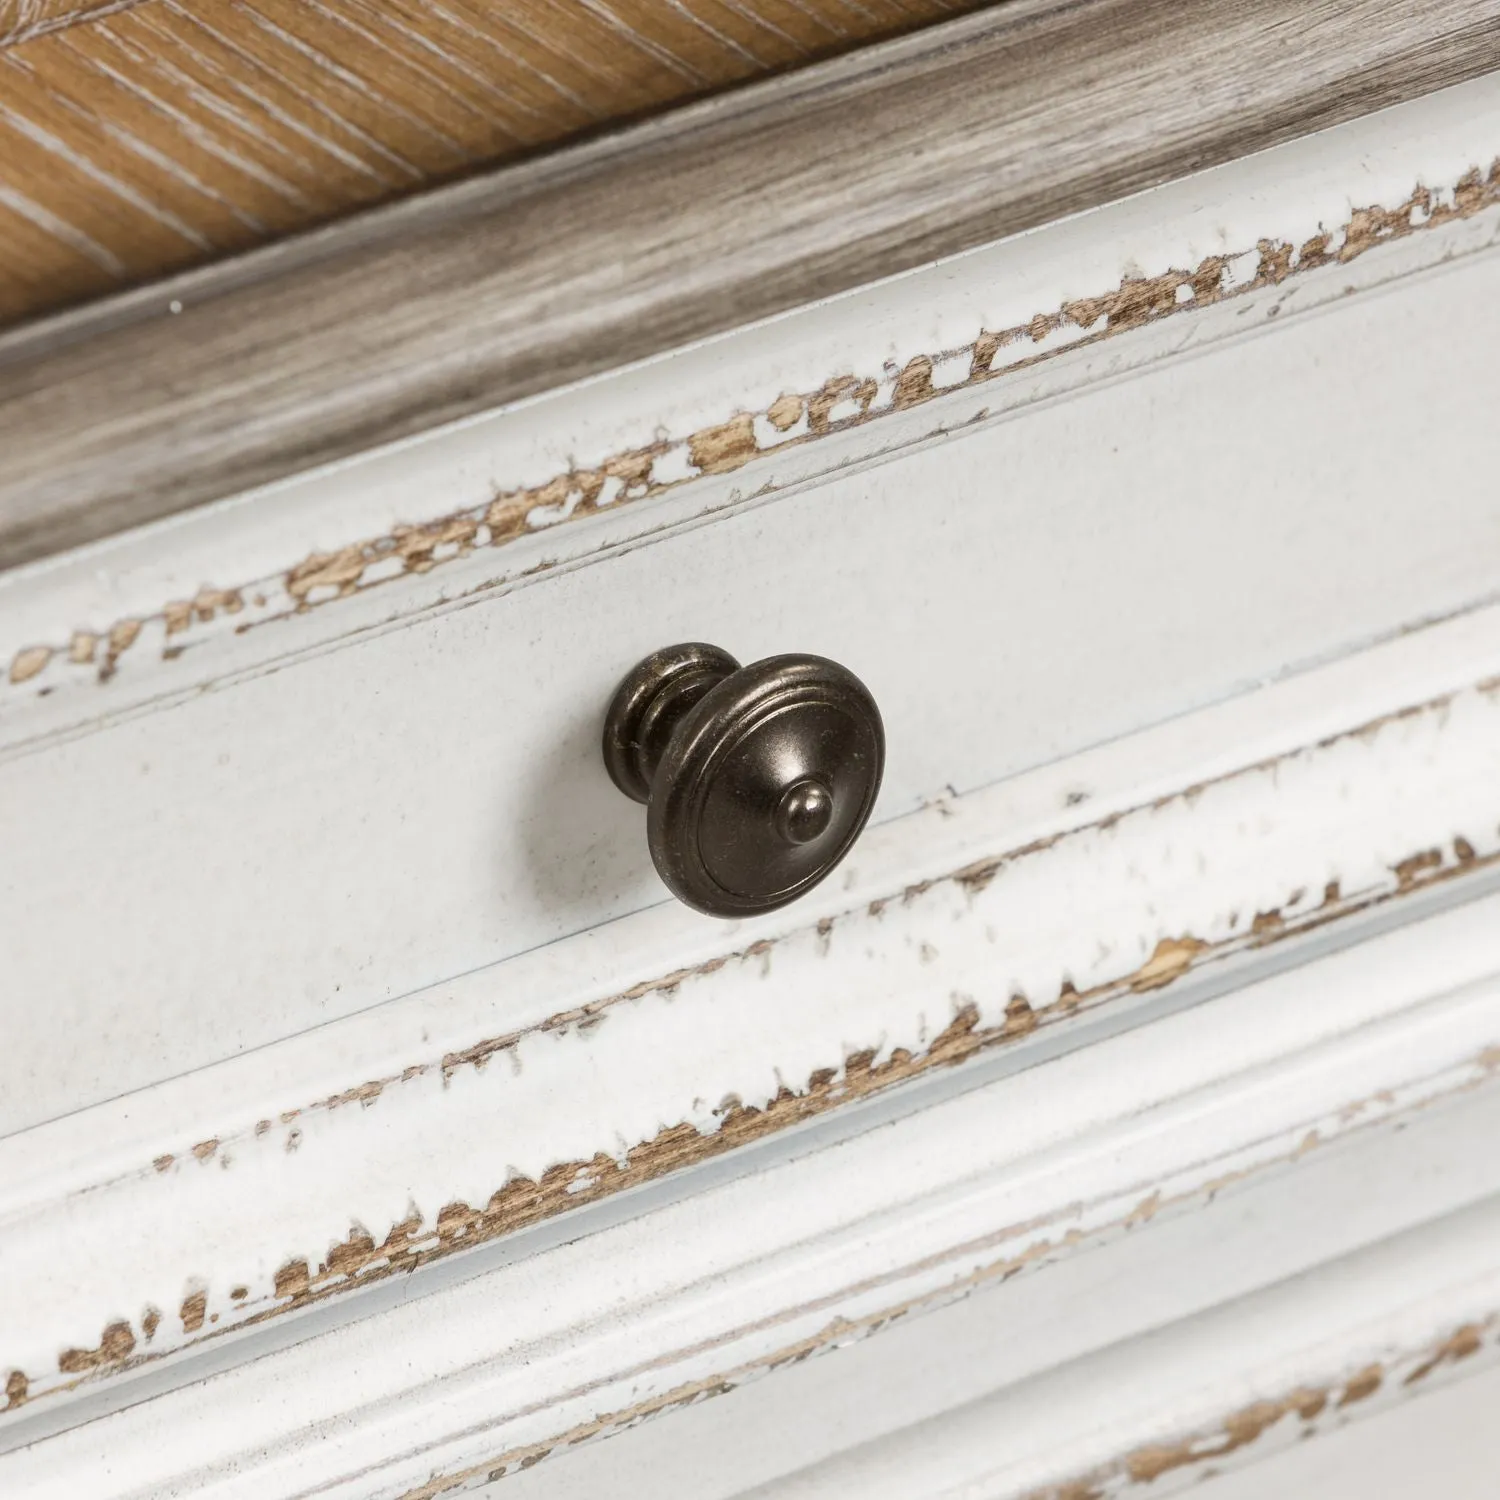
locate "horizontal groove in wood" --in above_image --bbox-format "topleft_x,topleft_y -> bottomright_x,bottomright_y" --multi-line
0,0 -> 1497,571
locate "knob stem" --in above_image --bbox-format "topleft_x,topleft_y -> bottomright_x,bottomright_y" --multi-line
603,644 -> 740,804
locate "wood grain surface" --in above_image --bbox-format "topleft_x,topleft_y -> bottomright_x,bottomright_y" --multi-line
0,0 -> 967,325
0,0 -> 1497,571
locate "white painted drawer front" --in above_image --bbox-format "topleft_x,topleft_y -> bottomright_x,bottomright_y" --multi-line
5,83 -> 1500,1134
3,74 -> 1500,1500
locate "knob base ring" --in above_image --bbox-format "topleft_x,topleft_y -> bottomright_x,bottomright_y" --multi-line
602,643 -> 740,804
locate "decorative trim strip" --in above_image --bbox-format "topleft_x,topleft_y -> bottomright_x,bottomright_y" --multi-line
5,159 -> 1499,706
2,604 -> 1497,1430
6,885 -> 1500,1496
0,0 -> 1496,568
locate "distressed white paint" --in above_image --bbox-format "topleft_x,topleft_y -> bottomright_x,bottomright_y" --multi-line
1187,1360 -> 1500,1500
3,193 -> 1500,1128
3,70 -> 1500,673
5,888 -> 1500,1496
4,67 -> 1500,1498
5,71 -> 1500,723
0,600 -> 1497,1449
486,1096 -> 1500,1500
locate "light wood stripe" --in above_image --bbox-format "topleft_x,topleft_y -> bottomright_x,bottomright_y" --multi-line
0,0 -> 144,47
0,190 -> 125,320
0,0 -> 964,325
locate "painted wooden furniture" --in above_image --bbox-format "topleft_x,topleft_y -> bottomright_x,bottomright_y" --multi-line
2,6 -> 1499,1495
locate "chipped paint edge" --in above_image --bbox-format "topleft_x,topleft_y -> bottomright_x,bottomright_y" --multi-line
1082,1324 -> 1492,1496
10,888 -> 1500,1499
417,1317 -> 1500,1500
5,162 -> 1499,706
394,1064 -> 1500,1500
4,663 -> 1499,1418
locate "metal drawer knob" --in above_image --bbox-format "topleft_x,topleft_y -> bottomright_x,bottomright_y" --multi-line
603,643 -> 885,917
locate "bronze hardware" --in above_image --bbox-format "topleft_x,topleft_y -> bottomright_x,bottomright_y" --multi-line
603,643 -> 885,917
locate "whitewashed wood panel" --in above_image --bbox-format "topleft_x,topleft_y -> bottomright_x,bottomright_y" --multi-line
4,66 -> 1500,1500
1193,1361 -> 1500,1500
0,593 -> 1496,1459
484,1128 -> 1500,1500
3,76 -> 1500,1131
2,0 -> 1494,558
5,883 -> 1500,1496
7,71 -> 1500,700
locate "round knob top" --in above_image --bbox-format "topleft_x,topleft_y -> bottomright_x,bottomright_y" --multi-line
603,644 -> 884,917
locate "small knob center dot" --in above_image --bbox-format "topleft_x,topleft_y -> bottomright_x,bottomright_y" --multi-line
775,778 -> 834,845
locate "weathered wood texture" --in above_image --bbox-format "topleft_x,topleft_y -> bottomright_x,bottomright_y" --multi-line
0,0 -> 1497,572
0,0 -> 967,325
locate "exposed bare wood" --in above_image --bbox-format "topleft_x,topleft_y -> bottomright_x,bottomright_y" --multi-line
9,153 -> 1500,703
0,0 -> 962,320
0,0 -> 1496,572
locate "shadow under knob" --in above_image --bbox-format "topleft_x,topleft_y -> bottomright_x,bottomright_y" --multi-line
603,643 -> 885,917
